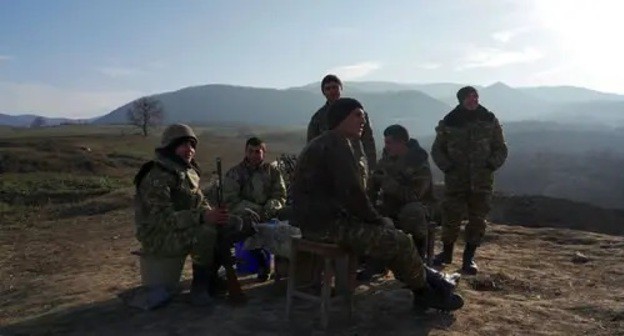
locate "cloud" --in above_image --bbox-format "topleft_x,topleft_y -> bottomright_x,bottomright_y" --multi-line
417,62 -> 442,70
491,27 -> 530,43
327,61 -> 381,80
0,81 -> 142,118
98,66 -> 144,78
456,47 -> 543,70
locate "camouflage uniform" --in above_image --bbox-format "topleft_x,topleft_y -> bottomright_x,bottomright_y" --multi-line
222,159 -> 287,220
291,130 -> 426,290
307,102 -> 377,170
431,105 -> 508,245
134,151 -> 216,267
370,139 -> 434,244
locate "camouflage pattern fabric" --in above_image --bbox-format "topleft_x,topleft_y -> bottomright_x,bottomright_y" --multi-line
370,138 -> 434,240
307,102 -> 377,170
222,160 -> 287,220
291,130 -> 427,290
431,105 -> 508,245
134,154 -> 217,266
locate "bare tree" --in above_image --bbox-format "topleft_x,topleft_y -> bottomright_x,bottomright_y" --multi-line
30,116 -> 46,128
126,97 -> 164,136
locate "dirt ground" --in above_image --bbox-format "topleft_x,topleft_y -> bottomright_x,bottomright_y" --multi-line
1,128 -> 623,335
1,207 -> 623,335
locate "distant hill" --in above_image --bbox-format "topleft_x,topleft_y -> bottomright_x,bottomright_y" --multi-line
93,84 -> 452,137
0,113 -> 85,128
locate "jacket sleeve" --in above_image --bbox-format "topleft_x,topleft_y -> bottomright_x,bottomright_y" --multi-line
486,117 -> 508,170
138,168 -> 205,229
405,161 -> 433,201
361,112 -> 378,170
263,164 -> 287,217
330,137 -> 382,223
431,121 -> 454,172
222,167 -> 243,209
306,112 -> 320,143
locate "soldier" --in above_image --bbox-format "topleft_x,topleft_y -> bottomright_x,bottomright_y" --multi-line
291,97 -> 464,312
307,74 -> 377,171
133,123 -> 230,306
431,86 -> 508,275
370,124 -> 435,259
222,137 -> 287,280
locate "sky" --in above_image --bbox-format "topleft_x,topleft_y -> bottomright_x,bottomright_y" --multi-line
0,0 -> 623,118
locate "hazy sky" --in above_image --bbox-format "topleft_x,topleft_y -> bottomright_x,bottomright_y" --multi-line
1,0 -> 622,118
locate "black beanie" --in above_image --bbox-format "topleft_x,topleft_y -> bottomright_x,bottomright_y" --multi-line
327,97 -> 363,130
456,86 -> 478,103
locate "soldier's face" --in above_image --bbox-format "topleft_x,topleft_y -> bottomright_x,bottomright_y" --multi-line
245,145 -> 265,166
384,137 -> 407,157
462,91 -> 479,111
322,82 -> 342,103
338,108 -> 366,139
175,140 -> 196,163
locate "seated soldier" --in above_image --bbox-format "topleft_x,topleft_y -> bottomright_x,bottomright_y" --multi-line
133,123 -> 229,307
290,97 -> 464,312
370,124 -> 436,258
222,137 -> 288,281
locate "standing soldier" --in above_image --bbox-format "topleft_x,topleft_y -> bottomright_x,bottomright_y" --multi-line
222,137 -> 287,281
431,86 -> 508,274
370,124 -> 435,259
307,74 -> 377,171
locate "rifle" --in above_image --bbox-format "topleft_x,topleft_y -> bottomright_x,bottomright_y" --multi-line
215,157 -> 247,304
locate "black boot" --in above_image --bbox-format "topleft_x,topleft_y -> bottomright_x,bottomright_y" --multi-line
462,244 -> 478,275
425,266 -> 460,291
190,263 -> 213,307
252,249 -> 270,282
413,283 -> 464,313
432,243 -> 454,266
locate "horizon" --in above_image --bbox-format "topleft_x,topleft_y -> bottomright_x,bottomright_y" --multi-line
0,79 -> 621,120
1,1 -> 623,118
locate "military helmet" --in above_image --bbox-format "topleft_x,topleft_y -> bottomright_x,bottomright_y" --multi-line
158,123 -> 198,149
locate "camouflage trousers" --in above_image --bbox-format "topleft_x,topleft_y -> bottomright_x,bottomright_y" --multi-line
442,190 -> 491,245
304,220 -> 427,290
381,201 -> 428,241
140,224 -> 217,266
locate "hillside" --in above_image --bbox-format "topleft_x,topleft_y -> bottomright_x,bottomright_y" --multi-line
0,113 -> 85,128
1,127 -> 623,335
93,84 -> 451,137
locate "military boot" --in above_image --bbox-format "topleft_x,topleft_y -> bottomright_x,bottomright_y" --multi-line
190,263 -> 213,307
461,244 -> 479,275
425,266 -> 460,291
412,283 -> 464,313
432,243 -> 454,266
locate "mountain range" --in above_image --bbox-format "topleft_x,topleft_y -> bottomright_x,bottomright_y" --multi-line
2,81 -> 623,137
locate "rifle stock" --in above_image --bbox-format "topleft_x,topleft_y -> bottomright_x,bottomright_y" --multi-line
215,157 -> 247,303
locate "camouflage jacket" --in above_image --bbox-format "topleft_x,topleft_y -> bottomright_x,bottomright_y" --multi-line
370,139 -> 434,213
222,159 -> 287,220
431,105 -> 508,193
291,130 -> 382,236
133,154 -> 212,254
307,102 -> 377,170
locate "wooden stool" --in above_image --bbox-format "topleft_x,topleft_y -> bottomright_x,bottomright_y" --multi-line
285,237 -> 358,329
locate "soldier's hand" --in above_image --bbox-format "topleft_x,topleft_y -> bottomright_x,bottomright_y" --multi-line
243,208 -> 261,223
204,207 -> 229,226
